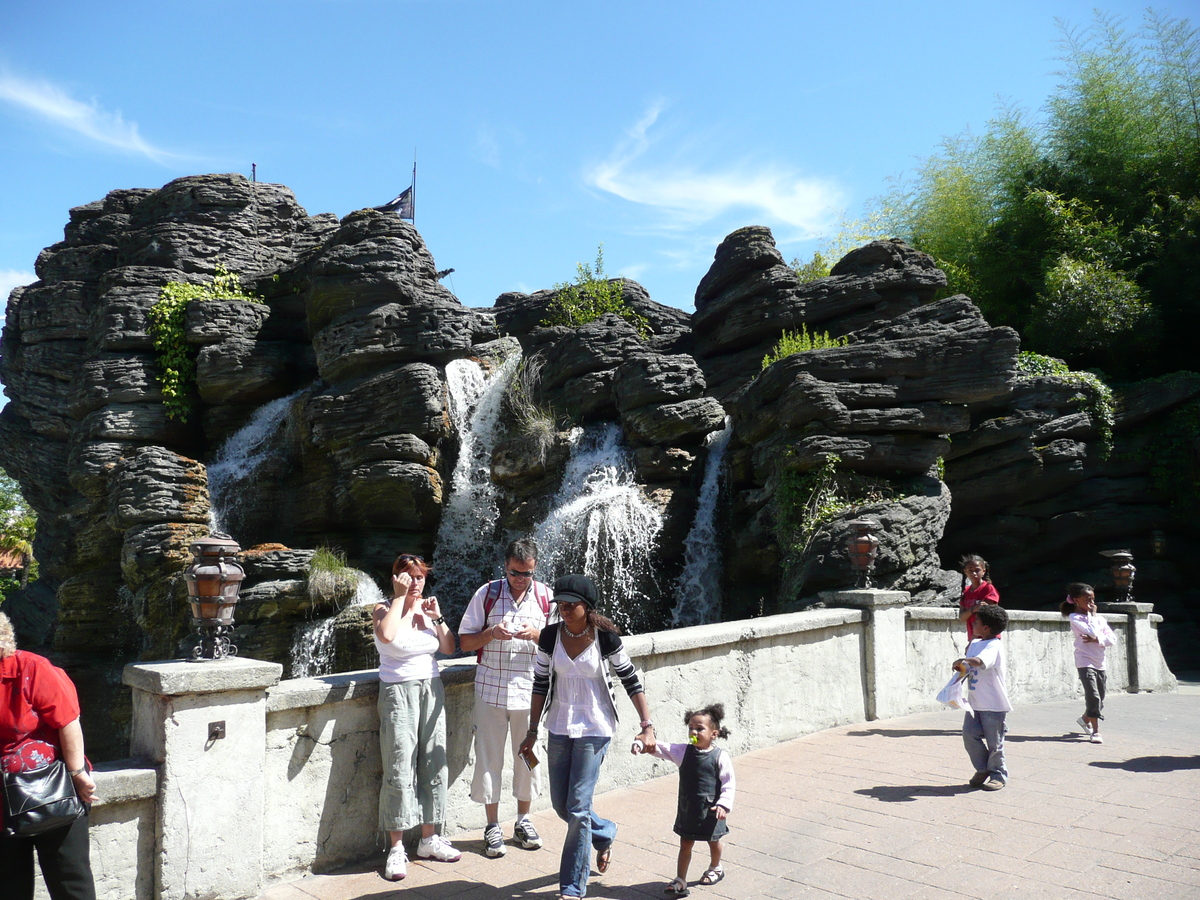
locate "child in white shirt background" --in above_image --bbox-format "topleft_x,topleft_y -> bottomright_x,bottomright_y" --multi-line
954,603 -> 1012,791
1061,582 -> 1118,744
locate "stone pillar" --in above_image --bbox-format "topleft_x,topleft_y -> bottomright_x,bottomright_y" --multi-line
124,658 -> 283,900
823,590 -> 910,720
1101,602 -> 1174,693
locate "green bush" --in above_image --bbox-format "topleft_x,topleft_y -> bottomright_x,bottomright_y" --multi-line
761,325 -> 848,370
541,246 -> 649,337
1015,351 -> 1114,459
150,264 -> 265,422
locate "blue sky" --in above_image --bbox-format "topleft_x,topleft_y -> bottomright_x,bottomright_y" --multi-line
0,0 -> 1171,315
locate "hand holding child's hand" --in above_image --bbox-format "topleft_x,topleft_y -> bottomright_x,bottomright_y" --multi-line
712,805 -> 728,820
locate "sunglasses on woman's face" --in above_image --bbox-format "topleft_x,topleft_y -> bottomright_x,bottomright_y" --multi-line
398,554 -> 424,564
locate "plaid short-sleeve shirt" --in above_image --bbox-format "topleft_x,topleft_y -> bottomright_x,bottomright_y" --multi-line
460,579 -> 551,710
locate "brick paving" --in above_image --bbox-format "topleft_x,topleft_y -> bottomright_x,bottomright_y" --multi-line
259,685 -> 1200,900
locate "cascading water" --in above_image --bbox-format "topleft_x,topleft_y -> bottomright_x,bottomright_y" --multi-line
432,353 -> 521,618
671,417 -> 733,627
207,388 -> 306,534
532,423 -> 664,633
289,570 -> 384,678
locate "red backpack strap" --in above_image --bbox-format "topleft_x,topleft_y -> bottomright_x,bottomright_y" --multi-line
533,581 -> 551,617
476,580 -> 505,664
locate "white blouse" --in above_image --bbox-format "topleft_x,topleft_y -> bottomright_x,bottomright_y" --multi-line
543,638 -> 616,738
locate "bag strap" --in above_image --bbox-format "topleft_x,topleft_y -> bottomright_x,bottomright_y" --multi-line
476,580 -> 506,664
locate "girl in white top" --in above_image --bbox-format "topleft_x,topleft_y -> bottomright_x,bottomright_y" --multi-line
1061,582 -> 1117,744
373,553 -> 459,881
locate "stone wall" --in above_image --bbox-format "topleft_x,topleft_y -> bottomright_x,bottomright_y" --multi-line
68,600 -> 1174,900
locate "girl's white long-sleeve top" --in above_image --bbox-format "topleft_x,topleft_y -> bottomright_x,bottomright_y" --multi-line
1069,612 -> 1117,669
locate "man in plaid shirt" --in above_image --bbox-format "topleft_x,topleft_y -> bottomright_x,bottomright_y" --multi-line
458,539 -> 552,858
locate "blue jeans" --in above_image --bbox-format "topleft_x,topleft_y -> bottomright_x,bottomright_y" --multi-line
548,733 -> 616,898
963,710 -> 1008,783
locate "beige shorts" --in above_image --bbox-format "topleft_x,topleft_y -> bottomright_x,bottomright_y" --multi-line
470,700 -> 542,806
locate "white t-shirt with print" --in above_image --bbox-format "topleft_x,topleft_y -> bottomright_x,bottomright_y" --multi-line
964,636 -> 1012,712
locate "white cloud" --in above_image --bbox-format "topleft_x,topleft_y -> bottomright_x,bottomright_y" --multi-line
586,104 -> 844,237
0,270 -> 35,306
0,71 -> 173,163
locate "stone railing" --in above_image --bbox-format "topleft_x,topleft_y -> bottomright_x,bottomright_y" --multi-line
75,597 -> 1174,900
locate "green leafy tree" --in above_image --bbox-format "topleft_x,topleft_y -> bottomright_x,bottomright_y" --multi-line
0,469 -> 36,594
867,10 -> 1199,377
541,245 -> 649,337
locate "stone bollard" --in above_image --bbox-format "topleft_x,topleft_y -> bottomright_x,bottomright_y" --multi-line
1101,602 -> 1177,694
124,657 -> 283,900
822,590 -> 911,721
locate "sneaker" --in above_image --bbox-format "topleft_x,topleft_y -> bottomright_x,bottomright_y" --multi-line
417,834 -> 462,862
981,777 -> 1005,791
1076,716 -> 1092,735
484,823 -> 507,858
384,844 -> 407,881
968,771 -> 989,788
1090,732 -> 1104,744
513,818 -> 543,850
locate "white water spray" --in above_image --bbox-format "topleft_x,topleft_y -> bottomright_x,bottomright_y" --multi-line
532,424 -> 663,633
290,570 -> 383,678
671,417 -> 733,627
432,353 -> 521,617
207,389 -> 306,534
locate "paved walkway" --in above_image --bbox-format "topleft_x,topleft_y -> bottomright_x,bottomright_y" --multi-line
260,687 -> 1200,900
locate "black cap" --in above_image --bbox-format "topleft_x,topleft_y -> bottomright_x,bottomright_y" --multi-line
553,574 -> 599,609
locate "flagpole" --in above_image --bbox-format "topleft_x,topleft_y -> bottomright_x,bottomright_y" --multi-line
411,152 -> 417,225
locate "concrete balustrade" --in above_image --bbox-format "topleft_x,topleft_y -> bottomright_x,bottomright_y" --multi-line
65,600 -> 1174,900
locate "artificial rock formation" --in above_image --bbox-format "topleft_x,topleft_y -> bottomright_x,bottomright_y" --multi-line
3,174 -> 1196,756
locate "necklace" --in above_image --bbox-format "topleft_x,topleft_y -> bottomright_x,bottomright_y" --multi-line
562,622 -> 591,639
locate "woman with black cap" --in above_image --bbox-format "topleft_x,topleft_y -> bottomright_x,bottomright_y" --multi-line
518,574 -> 656,900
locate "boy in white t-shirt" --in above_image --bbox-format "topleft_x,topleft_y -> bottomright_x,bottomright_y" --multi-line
953,604 -> 1011,792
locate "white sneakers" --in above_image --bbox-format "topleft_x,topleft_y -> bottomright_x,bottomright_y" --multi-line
1076,716 -> 1092,735
1090,732 -> 1104,744
417,833 -> 463,862
384,844 -> 407,881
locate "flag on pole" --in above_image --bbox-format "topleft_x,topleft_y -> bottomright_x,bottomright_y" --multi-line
373,186 -> 414,220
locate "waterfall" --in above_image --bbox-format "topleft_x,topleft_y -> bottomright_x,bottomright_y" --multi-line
290,616 -> 337,679
432,353 -> 520,618
531,423 -> 664,633
290,570 -> 382,678
671,417 -> 733,627
207,389 -> 306,534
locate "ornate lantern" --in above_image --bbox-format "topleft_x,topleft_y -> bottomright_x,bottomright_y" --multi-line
184,534 -> 245,660
1100,549 -> 1136,603
1151,529 -> 1166,558
846,519 -> 882,589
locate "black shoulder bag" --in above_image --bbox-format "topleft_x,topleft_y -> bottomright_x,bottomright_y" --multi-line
2,760 -> 86,837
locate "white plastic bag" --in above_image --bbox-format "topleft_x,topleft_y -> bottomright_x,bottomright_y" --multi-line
936,673 -> 971,709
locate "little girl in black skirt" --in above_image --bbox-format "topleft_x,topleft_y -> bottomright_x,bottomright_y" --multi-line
644,703 -> 736,896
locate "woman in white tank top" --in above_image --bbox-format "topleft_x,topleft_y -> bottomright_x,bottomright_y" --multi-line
373,553 -> 459,881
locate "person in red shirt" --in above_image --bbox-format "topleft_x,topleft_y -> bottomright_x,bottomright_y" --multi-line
0,611 -> 97,900
958,554 -> 1000,642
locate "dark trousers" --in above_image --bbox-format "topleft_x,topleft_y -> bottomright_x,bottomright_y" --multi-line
1078,666 -> 1107,720
0,812 -> 96,900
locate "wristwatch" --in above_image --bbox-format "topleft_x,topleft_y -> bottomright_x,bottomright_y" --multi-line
68,766 -> 88,777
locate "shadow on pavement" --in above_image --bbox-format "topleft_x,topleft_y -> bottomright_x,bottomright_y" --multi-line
1091,755 -> 1200,772
844,728 -> 959,738
1005,733 -> 1089,743
854,784 -> 976,802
